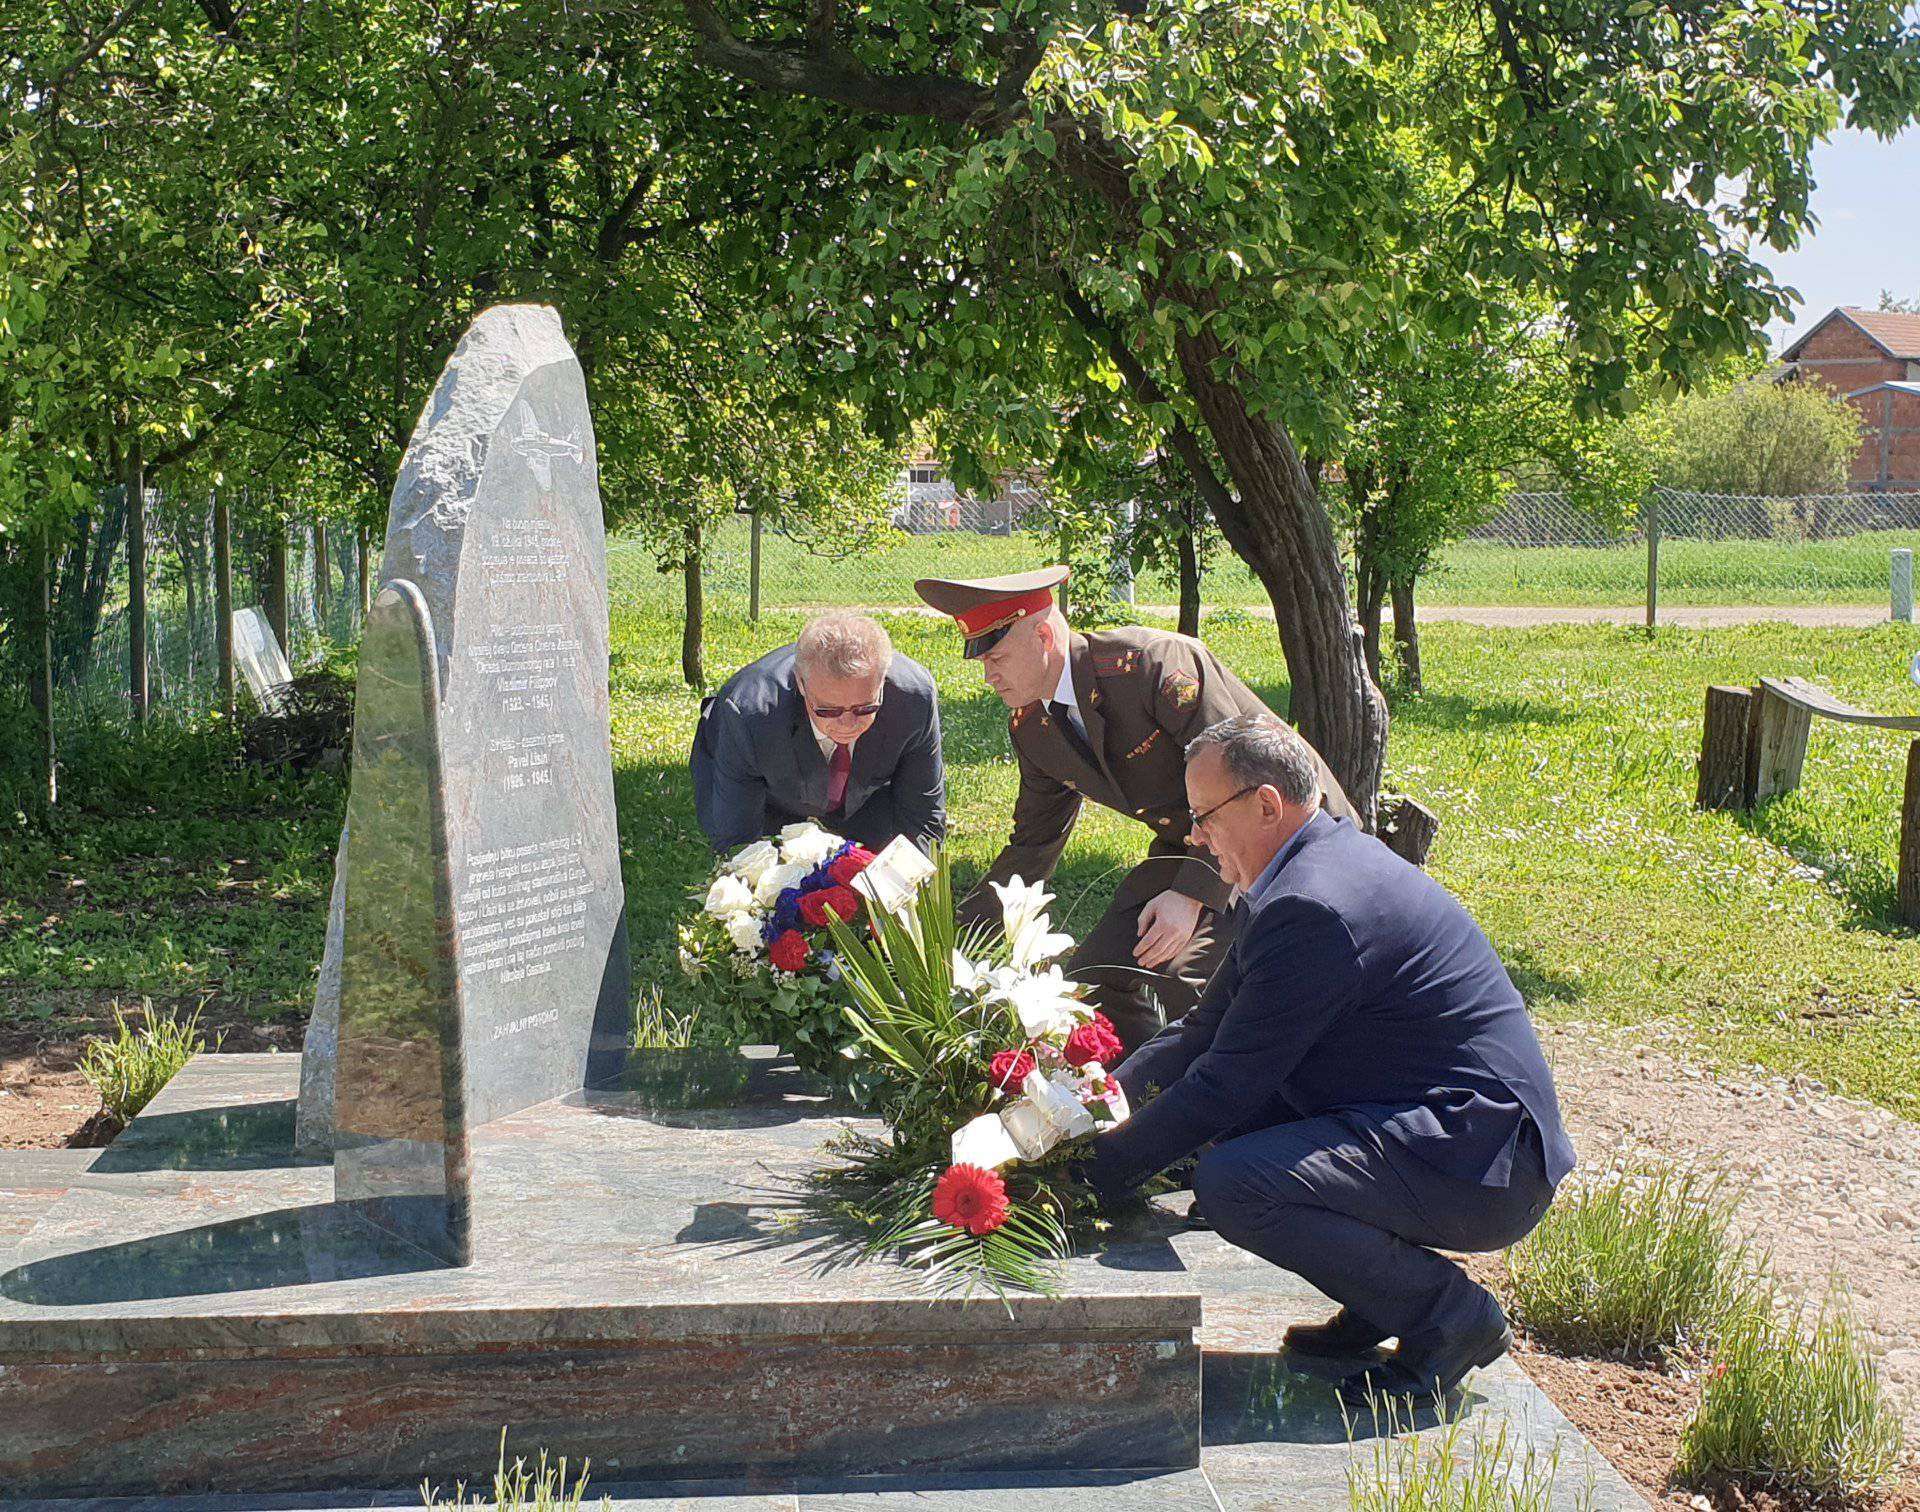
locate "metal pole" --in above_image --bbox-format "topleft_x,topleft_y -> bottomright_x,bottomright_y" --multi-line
128,439 -> 148,720
1892,547 -> 1914,624
214,489 -> 234,721
1644,487 -> 1660,640
749,512 -> 763,623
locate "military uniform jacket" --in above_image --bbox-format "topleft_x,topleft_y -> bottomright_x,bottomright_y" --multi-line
962,626 -> 1355,924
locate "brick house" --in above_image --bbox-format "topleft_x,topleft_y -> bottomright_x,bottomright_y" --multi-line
1779,307 -> 1920,489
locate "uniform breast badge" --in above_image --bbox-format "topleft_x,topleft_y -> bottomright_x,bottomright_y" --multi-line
1160,671 -> 1201,710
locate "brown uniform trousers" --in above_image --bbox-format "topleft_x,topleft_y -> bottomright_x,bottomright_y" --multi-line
957,626 -> 1355,1054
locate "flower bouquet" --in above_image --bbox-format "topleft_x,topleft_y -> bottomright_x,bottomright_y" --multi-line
809,846 -> 1131,1297
676,821 -> 880,1089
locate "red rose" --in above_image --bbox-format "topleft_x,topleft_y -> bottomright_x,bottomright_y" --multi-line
1064,1012 -> 1123,1069
988,1048 -> 1036,1093
768,929 -> 811,973
799,884 -> 863,928
828,847 -> 877,885
932,1163 -> 1011,1236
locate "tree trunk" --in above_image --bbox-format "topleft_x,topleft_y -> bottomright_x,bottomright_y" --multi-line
1176,521 -> 1201,638
313,520 -> 331,635
1390,576 -> 1422,696
265,518 -> 290,657
1357,572 -> 1384,689
214,490 -> 235,721
358,524 -> 373,620
681,521 -> 705,688
28,525 -> 56,806
127,441 -> 148,722
53,487 -> 127,685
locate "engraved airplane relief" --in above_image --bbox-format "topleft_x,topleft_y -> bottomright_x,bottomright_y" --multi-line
509,400 -> 584,489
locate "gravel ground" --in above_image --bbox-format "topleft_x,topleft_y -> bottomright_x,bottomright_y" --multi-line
1539,1022 -> 1920,1445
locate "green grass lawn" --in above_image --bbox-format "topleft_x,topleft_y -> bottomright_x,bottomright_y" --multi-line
6,609 -> 1918,1119
607,523 -> 1920,613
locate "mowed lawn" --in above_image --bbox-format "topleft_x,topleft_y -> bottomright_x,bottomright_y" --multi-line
4,610 -> 1916,1120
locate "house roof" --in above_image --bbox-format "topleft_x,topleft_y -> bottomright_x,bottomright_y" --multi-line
1783,307 -> 1920,361
1846,380 -> 1920,400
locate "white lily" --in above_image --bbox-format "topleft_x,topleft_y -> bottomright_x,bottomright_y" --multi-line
704,873 -> 755,919
998,966 -> 1081,1039
727,838 -> 780,886
951,950 -> 985,994
1007,911 -> 1075,971
951,1112 -> 1023,1170
753,860 -> 812,907
989,875 -> 1055,940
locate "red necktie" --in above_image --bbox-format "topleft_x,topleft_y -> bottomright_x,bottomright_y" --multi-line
826,742 -> 852,814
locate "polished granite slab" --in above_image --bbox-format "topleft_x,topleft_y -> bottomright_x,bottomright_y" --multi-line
0,1052 -> 1200,1497
0,1051 -> 1643,1509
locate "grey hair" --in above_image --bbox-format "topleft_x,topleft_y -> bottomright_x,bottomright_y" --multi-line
1185,714 -> 1321,807
795,612 -> 892,682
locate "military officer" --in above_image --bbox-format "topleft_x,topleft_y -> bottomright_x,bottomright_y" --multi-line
915,566 -> 1355,1054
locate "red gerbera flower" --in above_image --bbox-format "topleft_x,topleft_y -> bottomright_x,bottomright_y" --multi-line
828,847 -> 877,885
1064,1012 -> 1123,1069
988,1048 -> 1036,1093
799,884 -> 863,928
768,929 -> 811,973
932,1163 -> 1011,1236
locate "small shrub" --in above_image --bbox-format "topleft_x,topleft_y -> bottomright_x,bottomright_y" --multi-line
1506,1164 -> 1748,1360
631,986 -> 696,1049
423,1431 -> 608,1512
1345,1393 -> 1596,1511
1204,606 -> 1257,630
78,1003 -> 207,1123
1677,1287 -> 1904,1505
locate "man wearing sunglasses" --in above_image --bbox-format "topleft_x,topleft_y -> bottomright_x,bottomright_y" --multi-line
914,565 -> 1353,1055
1085,714 -> 1574,1407
692,612 -> 946,855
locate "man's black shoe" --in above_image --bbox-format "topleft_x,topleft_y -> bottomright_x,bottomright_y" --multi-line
1334,1300 -> 1511,1410
1282,1308 -> 1391,1358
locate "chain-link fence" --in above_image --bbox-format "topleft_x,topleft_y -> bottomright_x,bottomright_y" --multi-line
43,486 -> 366,716
605,484 -> 1920,623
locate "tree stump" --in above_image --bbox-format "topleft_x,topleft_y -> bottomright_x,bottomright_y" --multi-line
1900,740 -> 1920,931
1697,685 -> 1753,810
1378,794 -> 1440,867
1746,683 -> 1813,804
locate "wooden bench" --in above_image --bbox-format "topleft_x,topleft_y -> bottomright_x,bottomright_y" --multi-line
1696,676 -> 1920,928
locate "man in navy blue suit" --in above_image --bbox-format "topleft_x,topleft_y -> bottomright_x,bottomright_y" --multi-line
1086,715 -> 1576,1404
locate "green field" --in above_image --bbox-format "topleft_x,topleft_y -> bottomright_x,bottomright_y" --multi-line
6,607 -> 1917,1119
606,522 -> 1920,613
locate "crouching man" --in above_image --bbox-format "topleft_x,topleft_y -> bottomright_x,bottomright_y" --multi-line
1085,715 -> 1576,1405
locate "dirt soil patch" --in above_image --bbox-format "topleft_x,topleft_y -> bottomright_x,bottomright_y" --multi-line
0,987 -> 304,1149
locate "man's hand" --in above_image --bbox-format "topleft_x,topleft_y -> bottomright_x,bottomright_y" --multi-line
1134,889 -> 1203,970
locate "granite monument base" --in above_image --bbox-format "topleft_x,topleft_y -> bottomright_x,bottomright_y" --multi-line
0,1053 -> 1200,1500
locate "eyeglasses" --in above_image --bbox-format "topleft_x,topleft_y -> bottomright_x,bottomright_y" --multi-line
1188,785 -> 1259,831
798,679 -> 884,721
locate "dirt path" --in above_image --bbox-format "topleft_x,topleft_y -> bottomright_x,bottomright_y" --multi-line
870,601 -> 1899,628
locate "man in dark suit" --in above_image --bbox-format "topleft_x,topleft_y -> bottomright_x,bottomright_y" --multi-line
914,566 -> 1354,1056
1087,714 -> 1576,1404
692,612 -> 946,854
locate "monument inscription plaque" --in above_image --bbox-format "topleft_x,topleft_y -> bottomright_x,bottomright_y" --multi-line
298,304 -> 629,1149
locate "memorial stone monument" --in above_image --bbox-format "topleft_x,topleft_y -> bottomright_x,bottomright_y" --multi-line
298,303 -> 630,1153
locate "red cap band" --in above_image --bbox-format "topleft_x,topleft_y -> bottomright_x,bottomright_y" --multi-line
954,585 -> 1056,639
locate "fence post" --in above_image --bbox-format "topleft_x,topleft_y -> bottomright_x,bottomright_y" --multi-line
1644,486 -> 1660,640
1900,739 -> 1920,930
749,511 -> 763,623
358,524 -> 372,621
128,439 -> 148,721
214,490 -> 235,721
1893,548 -> 1914,624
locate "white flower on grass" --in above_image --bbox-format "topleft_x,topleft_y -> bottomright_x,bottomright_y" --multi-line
725,914 -> 765,955
1024,1068 -> 1096,1141
727,839 -> 780,886
704,873 -> 755,919
996,966 -> 1081,1040
753,860 -> 812,907
780,826 -> 842,868
989,876 -> 1055,939
951,1112 -> 1023,1170
1007,912 -> 1075,972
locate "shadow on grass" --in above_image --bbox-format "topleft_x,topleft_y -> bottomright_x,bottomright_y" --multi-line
1502,945 -> 1587,1009
1386,691 -> 1577,732
1737,801 -> 1908,937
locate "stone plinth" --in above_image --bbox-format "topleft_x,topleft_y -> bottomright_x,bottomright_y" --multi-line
0,1054 -> 1200,1500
